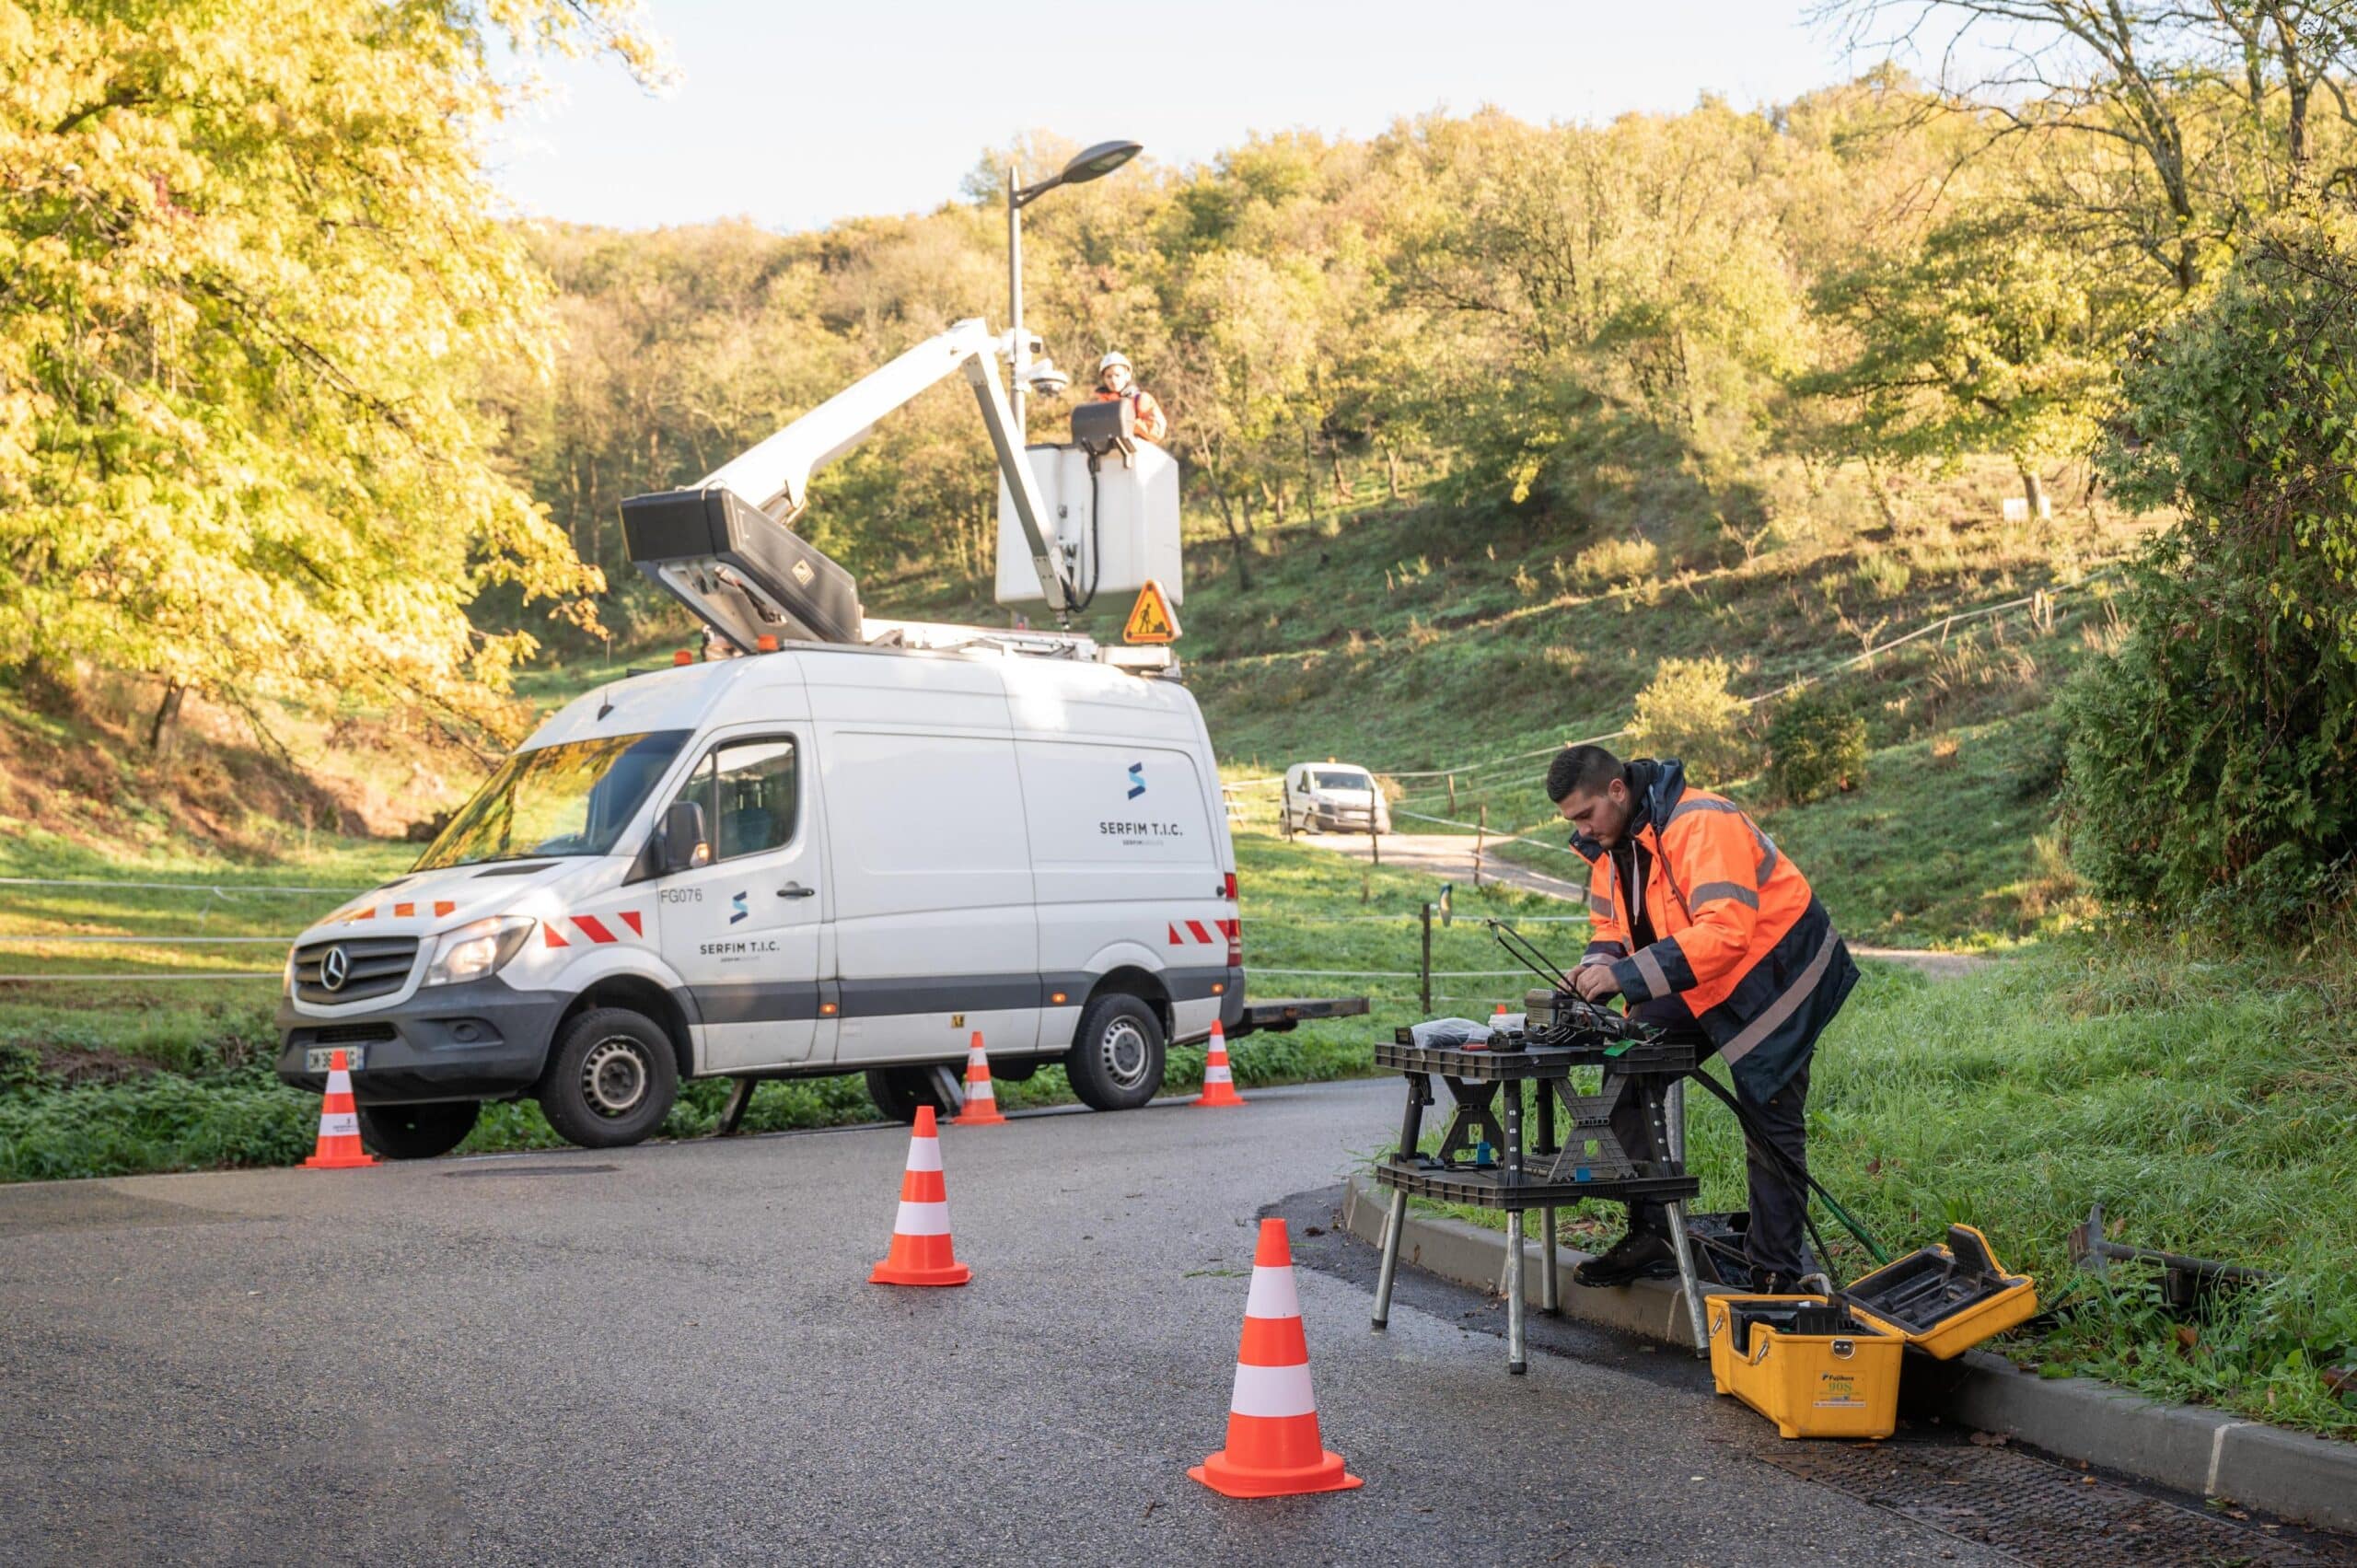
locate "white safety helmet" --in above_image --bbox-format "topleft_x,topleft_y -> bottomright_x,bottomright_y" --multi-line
1098,351 -> 1132,376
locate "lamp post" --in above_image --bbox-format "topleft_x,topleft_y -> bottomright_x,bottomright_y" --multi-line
1006,138 -> 1142,434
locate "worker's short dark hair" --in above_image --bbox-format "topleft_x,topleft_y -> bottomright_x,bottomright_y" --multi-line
1545,745 -> 1623,804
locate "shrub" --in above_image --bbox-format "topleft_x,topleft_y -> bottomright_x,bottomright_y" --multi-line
2064,204 -> 2357,935
1573,535 -> 1659,589
1631,656 -> 1757,784
1767,691 -> 1867,804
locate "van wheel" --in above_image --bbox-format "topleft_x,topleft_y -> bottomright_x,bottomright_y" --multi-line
538,1007 -> 678,1149
1066,993 -> 1165,1111
864,1066 -> 955,1124
356,1100 -> 481,1160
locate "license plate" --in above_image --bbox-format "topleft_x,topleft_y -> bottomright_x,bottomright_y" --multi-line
305,1045 -> 365,1072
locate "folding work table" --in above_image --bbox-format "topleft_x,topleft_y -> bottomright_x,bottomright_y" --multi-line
1366,1030 -> 1710,1370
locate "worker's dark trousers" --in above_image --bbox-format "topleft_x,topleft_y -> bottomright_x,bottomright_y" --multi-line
1608,1054 -> 1813,1285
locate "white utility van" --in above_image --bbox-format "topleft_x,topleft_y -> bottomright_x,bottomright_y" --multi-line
1283,762 -> 1392,836
273,641 -> 1247,1156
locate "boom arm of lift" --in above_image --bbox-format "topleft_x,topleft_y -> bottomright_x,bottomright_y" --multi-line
697,318 -> 1074,612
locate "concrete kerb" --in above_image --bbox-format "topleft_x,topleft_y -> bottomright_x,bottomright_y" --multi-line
1338,1174 -> 2357,1536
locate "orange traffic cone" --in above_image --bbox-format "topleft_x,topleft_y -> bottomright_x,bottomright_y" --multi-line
1190,1218 -> 1361,1498
868,1106 -> 970,1286
953,1031 -> 1007,1126
302,1049 -> 376,1169
1194,1019 -> 1246,1108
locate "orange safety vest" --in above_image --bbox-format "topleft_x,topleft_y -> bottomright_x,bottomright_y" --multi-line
1574,758 -> 1856,1098
1095,385 -> 1169,443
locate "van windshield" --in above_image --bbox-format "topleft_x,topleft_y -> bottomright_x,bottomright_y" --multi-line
415,731 -> 691,871
1310,770 -> 1373,791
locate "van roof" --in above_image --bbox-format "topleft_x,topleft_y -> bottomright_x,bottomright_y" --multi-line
528,640 -> 1203,751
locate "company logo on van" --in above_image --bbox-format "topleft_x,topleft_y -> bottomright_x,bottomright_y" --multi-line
1127,762 -> 1146,799
729,891 -> 749,924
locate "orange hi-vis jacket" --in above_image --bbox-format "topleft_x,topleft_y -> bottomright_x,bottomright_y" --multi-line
1095,385 -> 1169,443
1573,758 -> 1858,1098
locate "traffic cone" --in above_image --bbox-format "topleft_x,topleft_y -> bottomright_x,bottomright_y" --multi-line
868,1106 -> 970,1286
301,1049 -> 376,1169
1194,1019 -> 1246,1108
1190,1218 -> 1361,1498
953,1030 -> 1006,1127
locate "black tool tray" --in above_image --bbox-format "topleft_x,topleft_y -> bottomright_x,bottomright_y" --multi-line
1840,1223 -> 2038,1359
1720,1298 -> 1884,1358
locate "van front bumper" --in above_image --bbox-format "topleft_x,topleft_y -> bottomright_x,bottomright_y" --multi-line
275,981 -> 570,1104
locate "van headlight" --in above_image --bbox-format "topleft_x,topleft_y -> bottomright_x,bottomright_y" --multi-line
422,916 -> 536,988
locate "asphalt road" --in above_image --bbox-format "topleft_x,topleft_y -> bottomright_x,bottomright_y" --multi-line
2,1080 -> 2011,1567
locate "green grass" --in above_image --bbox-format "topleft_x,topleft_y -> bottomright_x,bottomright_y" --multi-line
1397,941 -> 2357,1436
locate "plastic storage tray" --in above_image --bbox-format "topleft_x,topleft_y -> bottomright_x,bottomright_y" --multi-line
1845,1223 -> 2038,1359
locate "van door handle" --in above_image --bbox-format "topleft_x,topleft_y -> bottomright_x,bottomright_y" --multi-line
777,883 -> 816,900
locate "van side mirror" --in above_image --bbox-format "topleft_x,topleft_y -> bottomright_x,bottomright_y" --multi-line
659,800 -> 709,875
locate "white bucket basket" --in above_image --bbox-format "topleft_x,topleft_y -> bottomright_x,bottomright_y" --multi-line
995,442 -> 1183,610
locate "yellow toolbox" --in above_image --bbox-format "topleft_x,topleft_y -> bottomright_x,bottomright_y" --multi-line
1706,1225 -> 2038,1439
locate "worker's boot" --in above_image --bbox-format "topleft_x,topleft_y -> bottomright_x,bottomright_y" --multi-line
1571,1230 -> 1678,1288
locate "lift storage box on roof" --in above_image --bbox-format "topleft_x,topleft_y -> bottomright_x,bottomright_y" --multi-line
621,485 -> 864,651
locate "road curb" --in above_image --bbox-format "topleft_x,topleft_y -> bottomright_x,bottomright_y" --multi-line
1338,1175 -> 2356,1535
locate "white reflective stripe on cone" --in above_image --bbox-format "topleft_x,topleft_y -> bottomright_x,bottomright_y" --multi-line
1242,1264 -> 1300,1321
1204,1064 -> 1233,1083
325,1072 -> 354,1093
967,1051 -> 988,1069
319,1112 -> 359,1137
904,1139 -> 943,1173
893,1200 -> 950,1236
968,1081 -> 995,1100
1227,1359 -> 1317,1419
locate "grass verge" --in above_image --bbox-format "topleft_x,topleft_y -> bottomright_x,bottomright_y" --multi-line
1394,941 -> 2357,1437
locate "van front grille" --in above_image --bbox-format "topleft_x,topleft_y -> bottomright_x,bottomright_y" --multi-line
292,936 -> 418,1005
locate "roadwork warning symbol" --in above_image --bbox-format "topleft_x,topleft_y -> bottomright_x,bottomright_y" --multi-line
1123,579 -> 1181,645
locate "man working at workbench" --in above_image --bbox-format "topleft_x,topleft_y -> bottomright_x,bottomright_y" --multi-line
1547,745 -> 1859,1295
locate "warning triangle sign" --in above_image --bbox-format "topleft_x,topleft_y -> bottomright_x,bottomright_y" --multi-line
1122,579 -> 1181,645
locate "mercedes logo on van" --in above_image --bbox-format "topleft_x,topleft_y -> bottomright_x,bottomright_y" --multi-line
319,946 -> 351,993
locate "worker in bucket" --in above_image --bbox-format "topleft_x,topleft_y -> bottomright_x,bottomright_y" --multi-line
1546,745 -> 1859,1295
1095,351 -> 1169,444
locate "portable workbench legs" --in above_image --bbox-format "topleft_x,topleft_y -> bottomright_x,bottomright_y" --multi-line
1370,1063 -> 1712,1369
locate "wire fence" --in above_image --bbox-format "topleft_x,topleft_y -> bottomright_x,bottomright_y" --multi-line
1224,573 -> 2109,804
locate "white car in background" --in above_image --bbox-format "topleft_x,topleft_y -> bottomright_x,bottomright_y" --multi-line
1283,761 -> 1392,836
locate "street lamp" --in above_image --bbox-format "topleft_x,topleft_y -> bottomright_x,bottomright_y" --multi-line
1006,138 -> 1142,433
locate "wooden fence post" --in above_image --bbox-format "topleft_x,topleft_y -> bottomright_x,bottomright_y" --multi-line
1474,805 -> 1487,889
1420,901 -> 1434,1016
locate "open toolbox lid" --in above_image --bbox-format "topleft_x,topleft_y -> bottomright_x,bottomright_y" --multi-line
1839,1223 -> 2038,1359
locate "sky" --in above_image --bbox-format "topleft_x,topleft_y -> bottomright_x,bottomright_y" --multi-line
489,0 -> 1945,233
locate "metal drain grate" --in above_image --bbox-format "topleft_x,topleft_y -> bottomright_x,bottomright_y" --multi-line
1759,1437 -> 2345,1566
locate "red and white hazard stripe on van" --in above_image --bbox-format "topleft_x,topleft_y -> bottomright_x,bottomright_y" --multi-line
1173,874 -> 1245,966
543,911 -> 645,948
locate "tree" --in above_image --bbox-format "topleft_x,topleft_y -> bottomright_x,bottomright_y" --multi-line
1817,1 -> 2357,294
2061,201 -> 2357,930
0,0 -> 666,742
1800,212 -> 2126,513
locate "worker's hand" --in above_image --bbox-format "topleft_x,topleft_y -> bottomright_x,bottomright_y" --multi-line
1573,962 -> 1620,1003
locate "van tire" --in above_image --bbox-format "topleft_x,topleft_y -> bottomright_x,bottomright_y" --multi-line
356,1099 -> 481,1160
538,1007 -> 679,1149
864,1066 -> 955,1124
1066,993 -> 1165,1111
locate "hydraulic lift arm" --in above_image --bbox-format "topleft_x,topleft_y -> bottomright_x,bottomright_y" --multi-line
696,317 -> 1075,613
